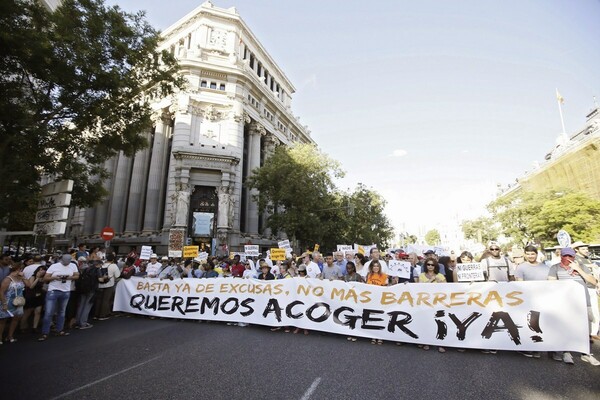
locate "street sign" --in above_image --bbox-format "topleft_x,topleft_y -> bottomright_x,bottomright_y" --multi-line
33,221 -> 67,236
101,226 -> 115,241
557,230 -> 571,248
35,207 -> 69,223
40,180 -> 74,196
37,193 -> 72,210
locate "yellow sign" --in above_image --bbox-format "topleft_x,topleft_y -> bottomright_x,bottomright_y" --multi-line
314,244 -> 320,252
183,246 -> 199,258
270,248 -> 286,261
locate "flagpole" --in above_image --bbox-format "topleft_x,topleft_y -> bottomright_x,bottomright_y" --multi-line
556,88 -> 567,141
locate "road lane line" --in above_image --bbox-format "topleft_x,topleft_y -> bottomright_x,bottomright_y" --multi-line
50,355 -> 162,400
300,377 -> 322,400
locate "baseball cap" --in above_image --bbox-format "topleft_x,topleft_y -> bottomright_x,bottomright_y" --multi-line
560,248 -> 576,257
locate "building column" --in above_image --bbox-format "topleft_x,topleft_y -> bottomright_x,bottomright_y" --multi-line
142,113 -> 170,235
93,157 -> 118,235
172,168 -> 191,228
262,134 -> 279,238
245,122 -> 264,234
124,129 -> 152,236
108,151 -> 132,235
163,98 -> 192,231
227,105 -> 247,232
82,207 -> 96,237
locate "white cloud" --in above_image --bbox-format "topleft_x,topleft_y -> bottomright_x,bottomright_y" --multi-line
391,149 -> 408,157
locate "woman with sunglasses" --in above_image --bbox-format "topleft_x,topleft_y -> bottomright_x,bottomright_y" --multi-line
418,257 -> 447,353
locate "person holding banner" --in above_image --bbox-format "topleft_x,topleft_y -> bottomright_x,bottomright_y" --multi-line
343,262 -> 363,283
514,245 -> 549,358
366,260 -> 388,345
548,247 -> 600,366
364,248 -> 388,275
418,259 -> 447,353
257,262 -> 275,280
301,253 -> 321,279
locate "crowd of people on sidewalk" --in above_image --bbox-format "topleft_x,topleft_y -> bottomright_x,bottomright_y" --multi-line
1,240 -> 598,367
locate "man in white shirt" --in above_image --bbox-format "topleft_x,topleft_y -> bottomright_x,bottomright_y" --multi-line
94,254 -> 121,321
39,254 -> 79,341
364,248 -> 388,274
301,252 -> 321,279
146,254 -> 162,278
23,255 -> 43,279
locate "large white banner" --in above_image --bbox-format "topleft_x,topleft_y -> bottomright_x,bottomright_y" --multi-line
114,278 -> 589,353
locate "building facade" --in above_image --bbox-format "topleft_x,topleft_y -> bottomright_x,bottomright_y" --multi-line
66,1 -> 314,255
499,106 -> 600,201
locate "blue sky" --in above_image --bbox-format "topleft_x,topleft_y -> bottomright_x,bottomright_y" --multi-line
108,0 -> 600,237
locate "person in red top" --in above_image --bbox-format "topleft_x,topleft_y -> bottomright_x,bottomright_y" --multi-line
230,255 -> 245,278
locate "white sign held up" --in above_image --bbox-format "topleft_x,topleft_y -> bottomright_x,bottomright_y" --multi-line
456,263 -> 485,282
245,245 -> 260,257
139,246 -> 153,260
388,260 -> 412,279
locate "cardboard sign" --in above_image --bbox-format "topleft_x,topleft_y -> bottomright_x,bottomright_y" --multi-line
337,245 -> 353,253
183,246 -> 200,258
278,240 -> 291,249
388,260 -> 412,279
456,262 -> 485,282
270,248 -> 286,261
245,245 -> 260,257
313,244 -> 320,252
168,250 -> 182,258
139,246 -> 153,260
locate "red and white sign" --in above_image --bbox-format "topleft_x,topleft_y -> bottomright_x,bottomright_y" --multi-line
101,226 -> 115,241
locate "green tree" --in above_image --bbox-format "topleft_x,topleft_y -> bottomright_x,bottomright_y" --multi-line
487,189 -> 600,247
0,0 -> 184,229
247,145 -> 395,251
424,229 -> 440,246
461,216 -> 500,245
247,143 -> 344,250
340,184 -> 394,249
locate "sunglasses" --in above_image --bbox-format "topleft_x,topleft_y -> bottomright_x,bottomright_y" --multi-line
426,263 -> 436,266
490,248 -> 500,251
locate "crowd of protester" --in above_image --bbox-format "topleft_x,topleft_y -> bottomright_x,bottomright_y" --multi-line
1,240 -> 598,367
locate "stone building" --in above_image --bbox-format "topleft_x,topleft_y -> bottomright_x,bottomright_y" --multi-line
67,1 -> 314,255
498,105 -> 600,201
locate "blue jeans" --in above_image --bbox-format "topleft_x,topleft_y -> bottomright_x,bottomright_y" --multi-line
76,292 -> 95,326
41,290 -> 70,335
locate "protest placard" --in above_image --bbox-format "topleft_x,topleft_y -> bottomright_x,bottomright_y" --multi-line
183,246 -> 199,258
456,262 -> 485,281
337,245 -> 353,253
278,240 -> 291,249
139,246 -> 153,260
388,260 -> 412,279
270,248 -> 286,261
245,245 -> 260,257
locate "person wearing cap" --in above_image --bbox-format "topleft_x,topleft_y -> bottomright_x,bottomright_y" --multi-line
39,254 -> 79,341
297,264 -> 308,278
572,241 -> 600,338
146,254 -> 162,278
548,247 -> 599,366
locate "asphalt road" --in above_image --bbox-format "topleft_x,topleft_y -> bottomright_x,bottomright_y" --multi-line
1,315 -> 599,400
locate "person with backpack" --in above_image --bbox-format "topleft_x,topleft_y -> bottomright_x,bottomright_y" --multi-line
75,258 -> 98,329
480,241 -> 515,282
93,254 -> 121,321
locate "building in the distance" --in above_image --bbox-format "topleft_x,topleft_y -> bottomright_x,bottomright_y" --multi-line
65,1 -> 314,255
498,105 -> 600,201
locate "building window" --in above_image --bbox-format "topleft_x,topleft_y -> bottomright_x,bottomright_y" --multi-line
249,54 -> 255,69
200,81 -> 207,88
210,82 -> 217,89
219,83 -> 226,91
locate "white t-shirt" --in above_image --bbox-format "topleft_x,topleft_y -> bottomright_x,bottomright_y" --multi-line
23,263 -> 42,280
481,257 -> 515,282
46,262 -> 78,292
146,262 -> 162,277
305,261 -> 320,278
98,262 -> 121,288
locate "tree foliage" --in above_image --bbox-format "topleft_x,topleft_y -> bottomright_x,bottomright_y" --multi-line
247,144 -> 394,250
0,0 -> 184,229
461,216 -> 500,245
424,229 -> 441,246
484,189 -> 600,247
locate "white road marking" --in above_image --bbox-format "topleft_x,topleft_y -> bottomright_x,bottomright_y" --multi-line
50,355 -> 162,400
300,377 -> 322,400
